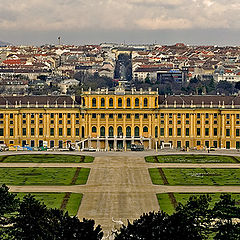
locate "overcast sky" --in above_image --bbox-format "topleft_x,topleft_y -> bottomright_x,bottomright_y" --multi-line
1,0 -> 240,45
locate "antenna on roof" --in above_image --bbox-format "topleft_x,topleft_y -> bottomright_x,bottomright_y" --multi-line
58,36 -> 61,45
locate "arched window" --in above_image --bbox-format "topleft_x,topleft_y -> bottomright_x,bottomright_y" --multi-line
117,126 -> 123,137
144,98 -> 148,107
127,98 -> 131,107
134,126 -> 139,137
143,126 -> 148,132
101,98 -> 105,107
118,98 -> 122,107
92,126 -> 97,133
109,98 -> 113,107
100,126 -> 105,137
92,98 -> 96,107
135,98 -> 139,107
109,126 -> 114,137
155,126 -> 158,138
126,126 -> 131,137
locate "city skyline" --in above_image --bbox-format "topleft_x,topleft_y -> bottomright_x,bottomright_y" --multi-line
1,0 -> 240,46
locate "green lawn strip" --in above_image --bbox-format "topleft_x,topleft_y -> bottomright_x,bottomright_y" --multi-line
2,154 -> 94,163
74,168 -> 90,185
163,168 -> 240,186
145,156 -> 156,163
0,167 -> 90,185
65,193 -> 83,215
15,192 -> 82,216
147,155 -> 237,163
148,168 -> 164,185
83,156 -> 94,163
157,193 -> 175,215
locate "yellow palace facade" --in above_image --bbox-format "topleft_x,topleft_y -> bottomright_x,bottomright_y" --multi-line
0,85 -> 240,150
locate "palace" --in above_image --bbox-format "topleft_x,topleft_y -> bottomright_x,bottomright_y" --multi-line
0,84 -> 240,150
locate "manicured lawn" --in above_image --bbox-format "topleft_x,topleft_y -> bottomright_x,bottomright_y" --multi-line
157,193 -> 175,215
0,154 -> 94,163
0,167 -> 90,185
157,193 -> 240,215
163,168 -> 240,186
145,155 -> 237,163
148,168 -> 164,185
16,192 -> 83,216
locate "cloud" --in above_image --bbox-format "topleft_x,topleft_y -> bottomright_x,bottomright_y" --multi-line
0,0 -> 239,32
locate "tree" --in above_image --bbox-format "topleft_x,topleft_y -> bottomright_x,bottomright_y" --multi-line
0,184 -> 19,225
8,194 -> 103,240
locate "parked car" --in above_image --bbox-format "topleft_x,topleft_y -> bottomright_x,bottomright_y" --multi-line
0,144 -> 9,151
131,144 -> 144,151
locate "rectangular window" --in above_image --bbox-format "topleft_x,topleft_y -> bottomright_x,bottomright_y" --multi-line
144,114 -> 148,119
67,128 -> 71,136
50,128 -> 54,136
169,113 -> 172,118
205,128 -> 209,136
31,113 -> 34,118
213,141 -> 218,148
197,141 -> 201,146
126,114 -> 131,119
186,113 -> 190,119
197,120 -> 201,124
214,128 -> 218,136
226,129 -> 230,137
59,128 -> 63,136
39,128 -> 43,136
205,141 -> 209,148
59,140 -> 63,148
226,114 -> 230,119
67,113 -> 71,118
214,120 -> 217,124
31,128 -> 35,136
197,113 -> 200,118
22,128 -> 26,136
51,120 -> 54,124
185,128 -> 189,136
197,128 -> 201,136
177,141 -> 181,148
237,114 -> 240,119
22,113 -> 26,118
177,113 -> 181,118
214,113 -> 217,118
169,120 -> 172,124
177,128 -> 181,136
75,120 -> 79,124
59,120 -> 62,124
237,129 -> 240,137
30,140 -> 35,147
185,141 -> 189,148
161,113 -> 164,118
22,140 -> 26,147
50,113 -> 54,118
177,120 -> 181,124
59,113 -> 63,118
9,128 -> 13,136
76,113 -> 79,118
161,120 -> 164,124
10,113 -> 13,119
22,120 -> 26,124
50,140 -> 54,148
160,128 -> 164,136
186,120 -> 189,124
67,120 -> 71,124
81,113 -> 85,119
236,141 -> 240,149
75,128 -> 79,136
155,114 -> 158,119
205,113 -> 209,118
169,128 -> 172,136
101,113 -> 105,119
118,114 -> 122,119
135,114 -> 139,119
92,113 -> 96,119
31,120 -> 34,124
